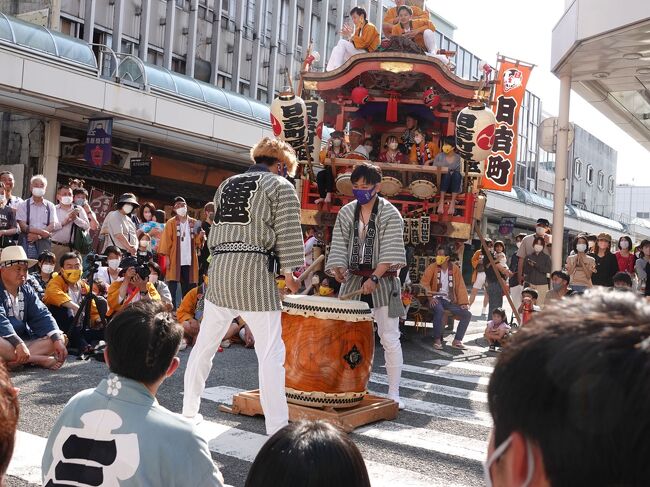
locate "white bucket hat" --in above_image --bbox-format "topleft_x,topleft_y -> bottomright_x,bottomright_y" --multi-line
0,246 -> 38,268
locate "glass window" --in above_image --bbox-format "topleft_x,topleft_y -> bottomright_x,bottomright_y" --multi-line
586,164 -> 594,185
297,7 -> 304,48
279,0 -> 288,43
608,176 -> 615,194
574,158 -> 582,179
597,170 -> 605,190
246,0 -> 255,27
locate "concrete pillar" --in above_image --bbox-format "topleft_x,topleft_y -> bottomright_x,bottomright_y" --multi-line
249,0 -> 265,97
318,0 -> 330,69
301,0 -> 313,56
267,0 -> 281,102
186,0 -> 199,77
551,74 -> 572,271
49,0 -> 62,31
286,0 -> 298,84
138,0 -> 151,61
374,0 -> 384,31
231,0 -> 246,92
82,0 -> 95,43
112,0 -> 124,53
42,120 -> 61,203
163,0 -> 176,69
210,0 -> 223,84
335,0 -> 345,37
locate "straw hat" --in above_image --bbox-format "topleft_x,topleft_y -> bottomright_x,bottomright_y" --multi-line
0,246 -> 37,268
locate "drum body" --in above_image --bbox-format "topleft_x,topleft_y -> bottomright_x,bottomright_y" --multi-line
282,295 -> 375,408
335,171 -> 353,196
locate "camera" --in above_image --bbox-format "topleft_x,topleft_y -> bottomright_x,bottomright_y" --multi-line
119,255 -> 151,280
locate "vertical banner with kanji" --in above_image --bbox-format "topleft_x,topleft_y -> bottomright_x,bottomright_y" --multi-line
481,58 -> 534,191
304,98 -> 325,164
89,188 -> 115,252
84,118 -> 113,168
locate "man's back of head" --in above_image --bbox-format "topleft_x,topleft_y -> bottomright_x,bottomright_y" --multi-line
487,289 -> 650,486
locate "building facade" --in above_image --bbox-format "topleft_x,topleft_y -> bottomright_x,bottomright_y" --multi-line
616,185 -> 650,221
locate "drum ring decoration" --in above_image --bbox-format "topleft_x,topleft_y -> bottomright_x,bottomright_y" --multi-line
344,345 -> 363,369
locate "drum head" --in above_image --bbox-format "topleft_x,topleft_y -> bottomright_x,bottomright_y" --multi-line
381,176 -> 402,197
343,152 -> 368,161
409,180 -> 437,200
335,173 -> 353,196
282,295 -> 372,322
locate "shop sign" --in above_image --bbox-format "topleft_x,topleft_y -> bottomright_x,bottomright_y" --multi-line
130,157 -> 152,176
499,217 -> 517,235
481,59 -> 533,192
89,188 -> 115,252
84,118 -> 113,168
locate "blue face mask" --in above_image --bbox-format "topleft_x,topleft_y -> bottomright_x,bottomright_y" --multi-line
352,187 -> 376,205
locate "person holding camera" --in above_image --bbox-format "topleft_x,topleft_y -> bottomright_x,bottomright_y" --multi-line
107,256 -> 160,317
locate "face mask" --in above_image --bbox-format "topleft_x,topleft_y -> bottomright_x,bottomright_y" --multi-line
41,264 -> 54,275
319,286 -> 333,296
435,256 -> 448,265
60,196 -> 73,205
388,142 -> 398,150
108,259 -> 120,270
552,282 -> 563,291
516,242 -> 522,249
576,243 -> 587,253
63,269 -> 81,284
442,144 -> 453,154
277,279 -> 286,289
414,136 -> 423,145
620,241 -> 629,250
364,145 -> 373,152
32,187 -> 45,198
352,187 -> 376,205
535,226 -> 546,236
483,435 -> 534,487
139,240 -> 149,248
533,244 -> 544,253
176,206 -> 188,217
74,198 -> 85,206
122,204 -> 134,214
148,274 -> 158,284
332,139 -> 342,147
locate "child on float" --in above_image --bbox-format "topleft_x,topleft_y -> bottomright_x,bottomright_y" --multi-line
432,136 -> 463,215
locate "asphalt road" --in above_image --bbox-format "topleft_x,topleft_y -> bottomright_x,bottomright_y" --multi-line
6,298 -> 501,487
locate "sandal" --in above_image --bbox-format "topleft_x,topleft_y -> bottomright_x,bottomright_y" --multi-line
451,341 -> 467,350
433,342 -> 444,350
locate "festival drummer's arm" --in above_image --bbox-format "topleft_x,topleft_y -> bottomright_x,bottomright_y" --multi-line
273,181 -> 306,273
326,208 -> 352,279
377,207 -> 407,272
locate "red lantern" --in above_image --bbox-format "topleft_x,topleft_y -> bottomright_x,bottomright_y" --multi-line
351,86 -> 369,105
423,87 -> 440,109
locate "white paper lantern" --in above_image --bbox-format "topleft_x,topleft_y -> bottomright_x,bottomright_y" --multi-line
455,104 -> 497,174
270,92 -> 308,154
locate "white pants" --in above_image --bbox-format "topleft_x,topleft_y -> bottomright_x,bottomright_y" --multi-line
373,306 -> 404,400
423,29 -> 436,54
183,299 -> 288,436
326,39 -> 366,71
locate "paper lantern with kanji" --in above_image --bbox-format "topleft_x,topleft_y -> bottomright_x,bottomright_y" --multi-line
270,92 -> 308,154
351,86 -> 369,105
423,87 -> 440,109
455,104 -> 497,174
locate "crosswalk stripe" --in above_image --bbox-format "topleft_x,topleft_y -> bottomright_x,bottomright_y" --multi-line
370,372 -> 489,403
202,385 -> 493,428
355,421 -> 487,462
7,431 -> 46,485
400,364 -> 491,386
423,359 -> 495,375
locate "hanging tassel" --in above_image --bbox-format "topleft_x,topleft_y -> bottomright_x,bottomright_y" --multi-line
386,92 -> 399,122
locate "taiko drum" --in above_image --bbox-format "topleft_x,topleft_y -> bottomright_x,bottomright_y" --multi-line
281,295 -> 375,408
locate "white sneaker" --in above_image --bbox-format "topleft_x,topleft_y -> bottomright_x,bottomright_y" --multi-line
183,413 -> 204,425
389,396 -> 405,410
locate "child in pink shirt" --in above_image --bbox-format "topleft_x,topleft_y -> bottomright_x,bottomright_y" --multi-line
484,308 -> 511,351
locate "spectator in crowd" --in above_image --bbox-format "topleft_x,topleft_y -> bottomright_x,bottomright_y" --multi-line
100,193 -> 139,256
590,233 -> 618,287
138,203 -> 164,256
586,233 -> 598,252
469,238 -> 492,315
0,246 -> 67,369
159,197 -> 203,308
138,201 -> 156,231
508,233 -> 526,312
522,236 -> 551,305
107,256 -> 160,317
518,287 -> 540,326
635,239 -> 650,294
420,246 -> 472,350
0,171 -> 23,212
483,308 -> 511,352
484,240 -> 511,317
245,421 -> 370,487
614,235 -> 636,276
44,251 -> 102,354
148,262 -> 173,310
41,301 -> 225,487
517,218 -> 551,288
28,250 -> 56,299
16,175 -> 59,259
0,362 -> 18,483
612,271 -> 633,290
72,187 -> 99,232
544,270 -> 574,304
136,233 -> 154,264
485,290 -> 650,486
50,185 -> 90,268
565,234 -> 595,293
493,241 -> 509,272
0,181 -> 19,248
95,246 -> 123,286
198,201 -> 215,280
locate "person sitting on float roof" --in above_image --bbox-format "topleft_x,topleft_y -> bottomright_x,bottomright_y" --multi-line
390,6 -> 438,56
326,7 -> 380,72
382,0 -> 429,37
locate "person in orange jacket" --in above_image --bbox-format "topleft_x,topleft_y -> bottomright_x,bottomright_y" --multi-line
390,5 -> 437,55
326,7 -> 380,71
382,0 -> 429,36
